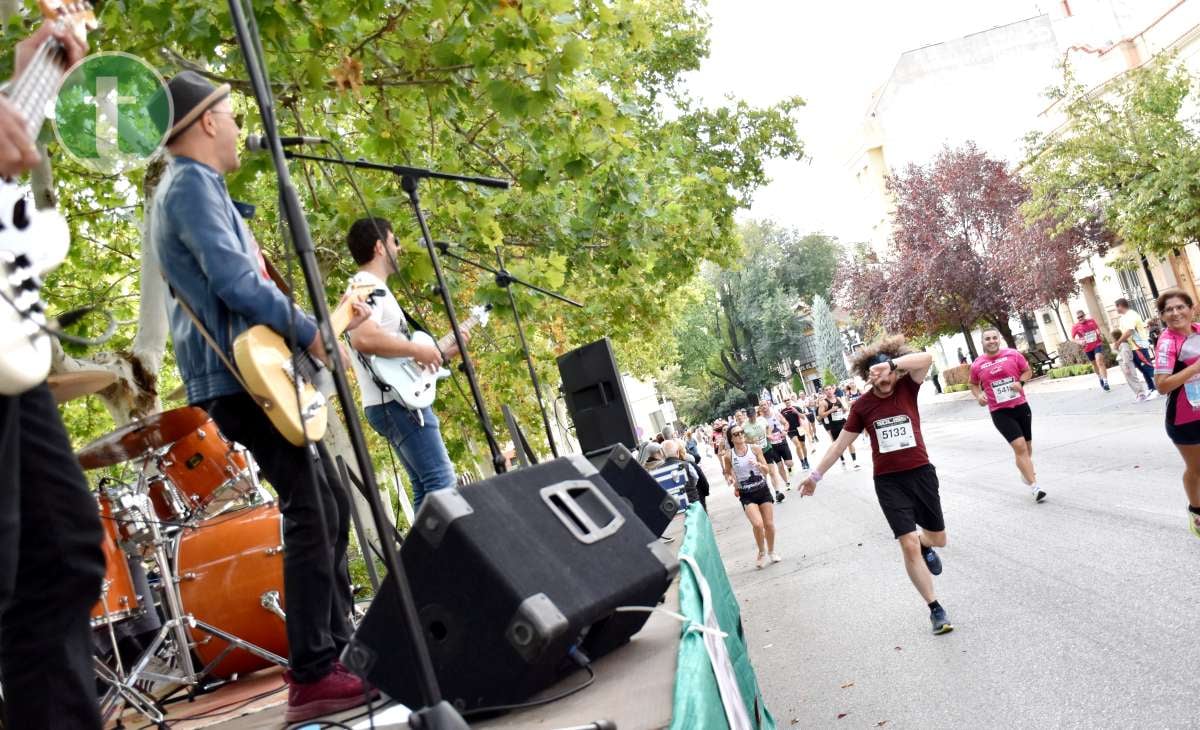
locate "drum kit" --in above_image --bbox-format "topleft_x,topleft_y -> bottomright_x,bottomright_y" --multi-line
72,392 -> 291,725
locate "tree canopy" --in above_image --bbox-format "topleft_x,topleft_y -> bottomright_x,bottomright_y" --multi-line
836,142 -> 1107,353
667,222 -> 840,422
1023,59 -> 1200,259
3,0 -> 804,463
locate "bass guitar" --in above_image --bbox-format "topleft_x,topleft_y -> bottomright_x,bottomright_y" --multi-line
0,1 -> 97,394
232,283 -> 374,446
370,304 -> 491,410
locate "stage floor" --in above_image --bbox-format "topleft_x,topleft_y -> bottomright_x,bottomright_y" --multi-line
122,521 -> 684,729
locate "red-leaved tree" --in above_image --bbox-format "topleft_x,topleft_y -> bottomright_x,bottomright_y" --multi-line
835,142 -> 1110,355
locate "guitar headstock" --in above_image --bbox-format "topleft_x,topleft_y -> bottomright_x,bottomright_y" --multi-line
469,303 -> 492,328
38,1 -> 98,44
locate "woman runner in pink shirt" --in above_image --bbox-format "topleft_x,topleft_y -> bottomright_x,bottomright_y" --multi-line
1152,289 -> 1200,539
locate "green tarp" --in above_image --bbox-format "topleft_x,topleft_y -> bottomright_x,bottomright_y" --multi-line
670,505 -> 775,730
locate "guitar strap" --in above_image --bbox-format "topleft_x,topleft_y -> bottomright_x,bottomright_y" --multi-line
167,284 -> 272,411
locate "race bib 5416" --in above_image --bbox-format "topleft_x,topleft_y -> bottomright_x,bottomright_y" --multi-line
992,376 -> 1018,404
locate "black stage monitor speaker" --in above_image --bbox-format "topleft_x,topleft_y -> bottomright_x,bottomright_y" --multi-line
557,338 -> 638,453
588,443 -> 678,537
342,455 -> 678,713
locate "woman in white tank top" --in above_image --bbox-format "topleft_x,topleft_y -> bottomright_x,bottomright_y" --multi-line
722,425 -> 780,569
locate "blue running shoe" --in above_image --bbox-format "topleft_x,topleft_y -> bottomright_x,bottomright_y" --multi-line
921,545 -> 942,576
930,606 -> 953,634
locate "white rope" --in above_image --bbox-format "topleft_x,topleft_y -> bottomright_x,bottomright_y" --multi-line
614,604 -> 729,639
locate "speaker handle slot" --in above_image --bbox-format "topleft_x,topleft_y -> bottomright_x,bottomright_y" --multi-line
539,479 -> 624,545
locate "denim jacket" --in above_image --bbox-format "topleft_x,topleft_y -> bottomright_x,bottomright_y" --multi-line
149,155 -> 317,404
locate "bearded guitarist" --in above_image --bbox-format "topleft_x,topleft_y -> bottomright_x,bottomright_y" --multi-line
147,71 -> 375,723
344,217 -> 470,513
0,20 -> 107,730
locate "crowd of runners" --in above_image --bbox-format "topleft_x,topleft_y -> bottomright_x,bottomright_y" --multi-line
691,289 -> 1200,637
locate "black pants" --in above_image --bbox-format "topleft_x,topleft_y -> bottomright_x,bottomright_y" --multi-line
0,384 -> 105,729
204,392 -> 353,683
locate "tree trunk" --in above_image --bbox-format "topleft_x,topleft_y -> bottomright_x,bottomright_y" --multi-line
323,414 -> 395,558
959,322 -> 979,359
1019,312 -> 1039,351
49,159 -> 171,427
719,287 -> 743,361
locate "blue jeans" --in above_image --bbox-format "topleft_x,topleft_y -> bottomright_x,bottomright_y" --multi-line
365,401 -> 456,513
1131,347 -> 1156,390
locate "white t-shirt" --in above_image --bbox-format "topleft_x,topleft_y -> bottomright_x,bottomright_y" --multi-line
346,270 -> 408,407
1119,309 -> 1150,349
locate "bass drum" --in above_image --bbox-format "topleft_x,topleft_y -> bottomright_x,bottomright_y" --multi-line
175,504 -> 288,678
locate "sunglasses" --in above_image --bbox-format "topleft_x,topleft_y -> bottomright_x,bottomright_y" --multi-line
730,430 -> 744,436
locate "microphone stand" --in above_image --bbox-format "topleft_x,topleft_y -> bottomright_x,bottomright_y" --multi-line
283,150 -> 510,475
226,2 -> 466,728
433,239 -> 583,458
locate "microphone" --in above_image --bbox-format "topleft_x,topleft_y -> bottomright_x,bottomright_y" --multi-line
245,134 -> 326,152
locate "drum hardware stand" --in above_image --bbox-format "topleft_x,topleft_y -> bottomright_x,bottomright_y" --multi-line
434,240 -> 584,459
230,1 -> 468,725
94,585 -> 166,728
94,657 -> 165,728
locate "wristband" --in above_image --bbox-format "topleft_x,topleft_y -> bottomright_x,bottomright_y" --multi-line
809,468 -> 823,483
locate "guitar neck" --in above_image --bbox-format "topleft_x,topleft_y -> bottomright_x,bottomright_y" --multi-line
6,39 -> 67,141
436,314 -> 480,352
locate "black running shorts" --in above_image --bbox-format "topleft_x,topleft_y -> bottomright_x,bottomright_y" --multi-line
990,402 -> 1032,444
739,484 -> 772,507
874,464 -> 945,538
770,440 -> 792,462
827,420 -> 845,439
787,429 -> 804,441
762,442 -> 784,463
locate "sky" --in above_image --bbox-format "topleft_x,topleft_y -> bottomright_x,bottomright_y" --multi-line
682,0 -> 1047,244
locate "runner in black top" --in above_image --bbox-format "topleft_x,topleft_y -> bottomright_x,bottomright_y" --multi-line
779,397 -> 810,469
817,386 -> 859,469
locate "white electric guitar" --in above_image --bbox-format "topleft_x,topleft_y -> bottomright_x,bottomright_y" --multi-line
371,304 -> 491,409
0,2 -> 98,395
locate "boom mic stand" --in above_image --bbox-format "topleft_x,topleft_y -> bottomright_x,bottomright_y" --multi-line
433,239 -> 583,458
282,150 -> 511,475
227,2 -> 466,727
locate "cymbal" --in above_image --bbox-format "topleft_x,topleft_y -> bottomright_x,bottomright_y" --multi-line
77,406 -> 211,470
46,371 -> 117,404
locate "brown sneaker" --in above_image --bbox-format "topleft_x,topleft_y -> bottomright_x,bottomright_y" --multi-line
284,667 -> 378,723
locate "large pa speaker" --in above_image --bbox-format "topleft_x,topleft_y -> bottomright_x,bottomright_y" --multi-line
557,338 -> 638,453
588,443 -> 678,537
342,455 -> 678,712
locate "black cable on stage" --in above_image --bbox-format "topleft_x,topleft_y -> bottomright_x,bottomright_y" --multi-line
462,663 -> 596,719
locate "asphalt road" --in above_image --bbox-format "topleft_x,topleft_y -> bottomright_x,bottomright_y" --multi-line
698,370 -> 1200,730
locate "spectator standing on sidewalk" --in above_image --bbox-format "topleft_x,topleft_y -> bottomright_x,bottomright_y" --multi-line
1112,329 -> 1153,402
1113,298 -> 1158,397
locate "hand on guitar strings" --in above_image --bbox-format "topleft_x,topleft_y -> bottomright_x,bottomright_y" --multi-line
0,23 -> 88,178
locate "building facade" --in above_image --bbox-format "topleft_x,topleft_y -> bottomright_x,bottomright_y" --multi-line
845,0 -> 1200,367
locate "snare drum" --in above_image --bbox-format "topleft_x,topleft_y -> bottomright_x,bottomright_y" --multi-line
91,495 -> 140,627
157,421 -> 254,521
176,504 -> 288,678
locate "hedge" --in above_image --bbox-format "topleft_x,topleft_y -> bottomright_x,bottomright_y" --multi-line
1048,364 -> 1096,379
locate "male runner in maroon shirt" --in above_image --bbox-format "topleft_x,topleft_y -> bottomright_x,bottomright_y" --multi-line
800,337 -> 952,634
